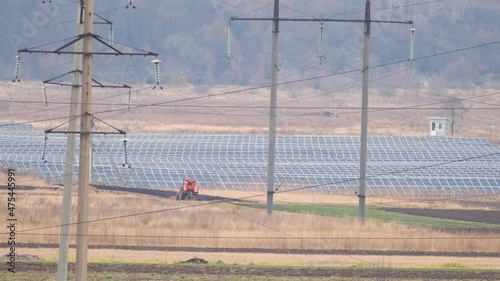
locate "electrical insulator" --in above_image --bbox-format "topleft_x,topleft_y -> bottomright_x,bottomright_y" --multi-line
225,21 -> 233,65
127,88 -> 131,111
151,58 -> 163,90
126,0 -> 136,9
122,138 -> 131,168
12,54 -> 21,82
410,27 -> 416,67
317,22 -> 326,65
109,24 -> 114,47
42,134 -> 48,163
43,83 -> 48,107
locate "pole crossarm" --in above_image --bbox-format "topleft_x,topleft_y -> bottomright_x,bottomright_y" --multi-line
45,82 -> 130,88
231,17 -> 412,25
94,13 -> 112,25
44,70 -> 131,89
45,130 -> 126,135
18,33 -> 158,56
45,113 -> 126,135
230,0 -> 413,221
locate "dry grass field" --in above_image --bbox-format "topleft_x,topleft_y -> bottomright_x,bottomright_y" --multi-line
2,174 -> 500,280
1,81 -> 499,279
3,174 -> 499,254
1,82 -> 499,143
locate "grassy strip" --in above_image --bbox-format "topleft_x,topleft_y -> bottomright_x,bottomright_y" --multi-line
240,203 -> 500,229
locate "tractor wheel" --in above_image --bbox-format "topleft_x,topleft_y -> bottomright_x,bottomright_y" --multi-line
181,192 -> 189,200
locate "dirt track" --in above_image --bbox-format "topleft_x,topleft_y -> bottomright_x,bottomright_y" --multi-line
17,262 -> 500,280
381,208 -> 500,225
12,185 -> 499,279
93,185 -> 250,202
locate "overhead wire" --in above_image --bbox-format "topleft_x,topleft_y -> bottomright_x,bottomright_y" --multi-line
0,19 -> 75,38
1,2 -> 498,264
301,3 -> 367,19
232,3 -> 274,18
4,10 -> 495,129
1,2 -> 498,188
83,40 -> 500,120
280,73 -> 319,133
0,2 -> 39,16
14,233 -> 500,240
216,5 -> 487,131
5,149 -> 500,235
0,4 -> 127,39
4,149 -> 500,249
371,0 -> 445,13
4,148 -> 499,268
1,93 -> 498,126
2,68 -> 499,129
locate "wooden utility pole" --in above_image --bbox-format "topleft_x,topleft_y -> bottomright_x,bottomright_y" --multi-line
56,4 -> 83,280
76,0 -> 94,279
266,0 -> 280,215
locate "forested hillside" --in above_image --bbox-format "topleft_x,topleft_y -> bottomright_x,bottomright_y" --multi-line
0,0 -> 498,89
0,1 -> 498,141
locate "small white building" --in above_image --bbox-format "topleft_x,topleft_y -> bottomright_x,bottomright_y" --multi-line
428,117 -> 452,137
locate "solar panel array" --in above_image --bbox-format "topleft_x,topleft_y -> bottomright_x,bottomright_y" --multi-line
0,121 -> 34,131
0,130 -> 499,194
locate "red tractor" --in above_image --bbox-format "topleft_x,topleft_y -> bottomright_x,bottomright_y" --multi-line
176,178 -> 198,200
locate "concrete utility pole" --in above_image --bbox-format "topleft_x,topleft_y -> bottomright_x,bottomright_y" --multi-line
266,0 -> 280,215
56,4 -> 83,280
9,98 -> 12,121
451,100 -> 456,136
230,0 -> 412,217
18,4 -> 156,279
358,0 -> 371,223
333,96 -> 337,135
76,0 -> 94,279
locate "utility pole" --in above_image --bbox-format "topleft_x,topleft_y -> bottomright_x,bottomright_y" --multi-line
451,100 -> 456,136
230,1 -> 412,216
76,0 -> 94,279
17,2 -> 157,279
266,0 -> 280,215
49,106 -> 53,127
9,98 -> 12,122
55,7 -> 82,280
358,0 -> 371,223
333,96 -> 337,135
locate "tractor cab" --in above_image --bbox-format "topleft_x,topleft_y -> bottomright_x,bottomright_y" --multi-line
176,178 -> 198,200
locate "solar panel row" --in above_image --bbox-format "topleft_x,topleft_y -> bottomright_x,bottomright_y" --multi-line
0,122 -> 34,131
0,131 -> 499,194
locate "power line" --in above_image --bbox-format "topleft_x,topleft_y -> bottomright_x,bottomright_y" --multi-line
86,39 -> 500,118
1,0 -> 496,270
0,4 -> 127,39
6,150 -> 499,235
372,0 -> 445,12
15,233 -> 500,241
3,141 -> 497,270
5,35 -> 498,116
0,2 -> 39,16
0,19 -> 75,38
2,40 -> 499,132
1,88 -> 498,129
